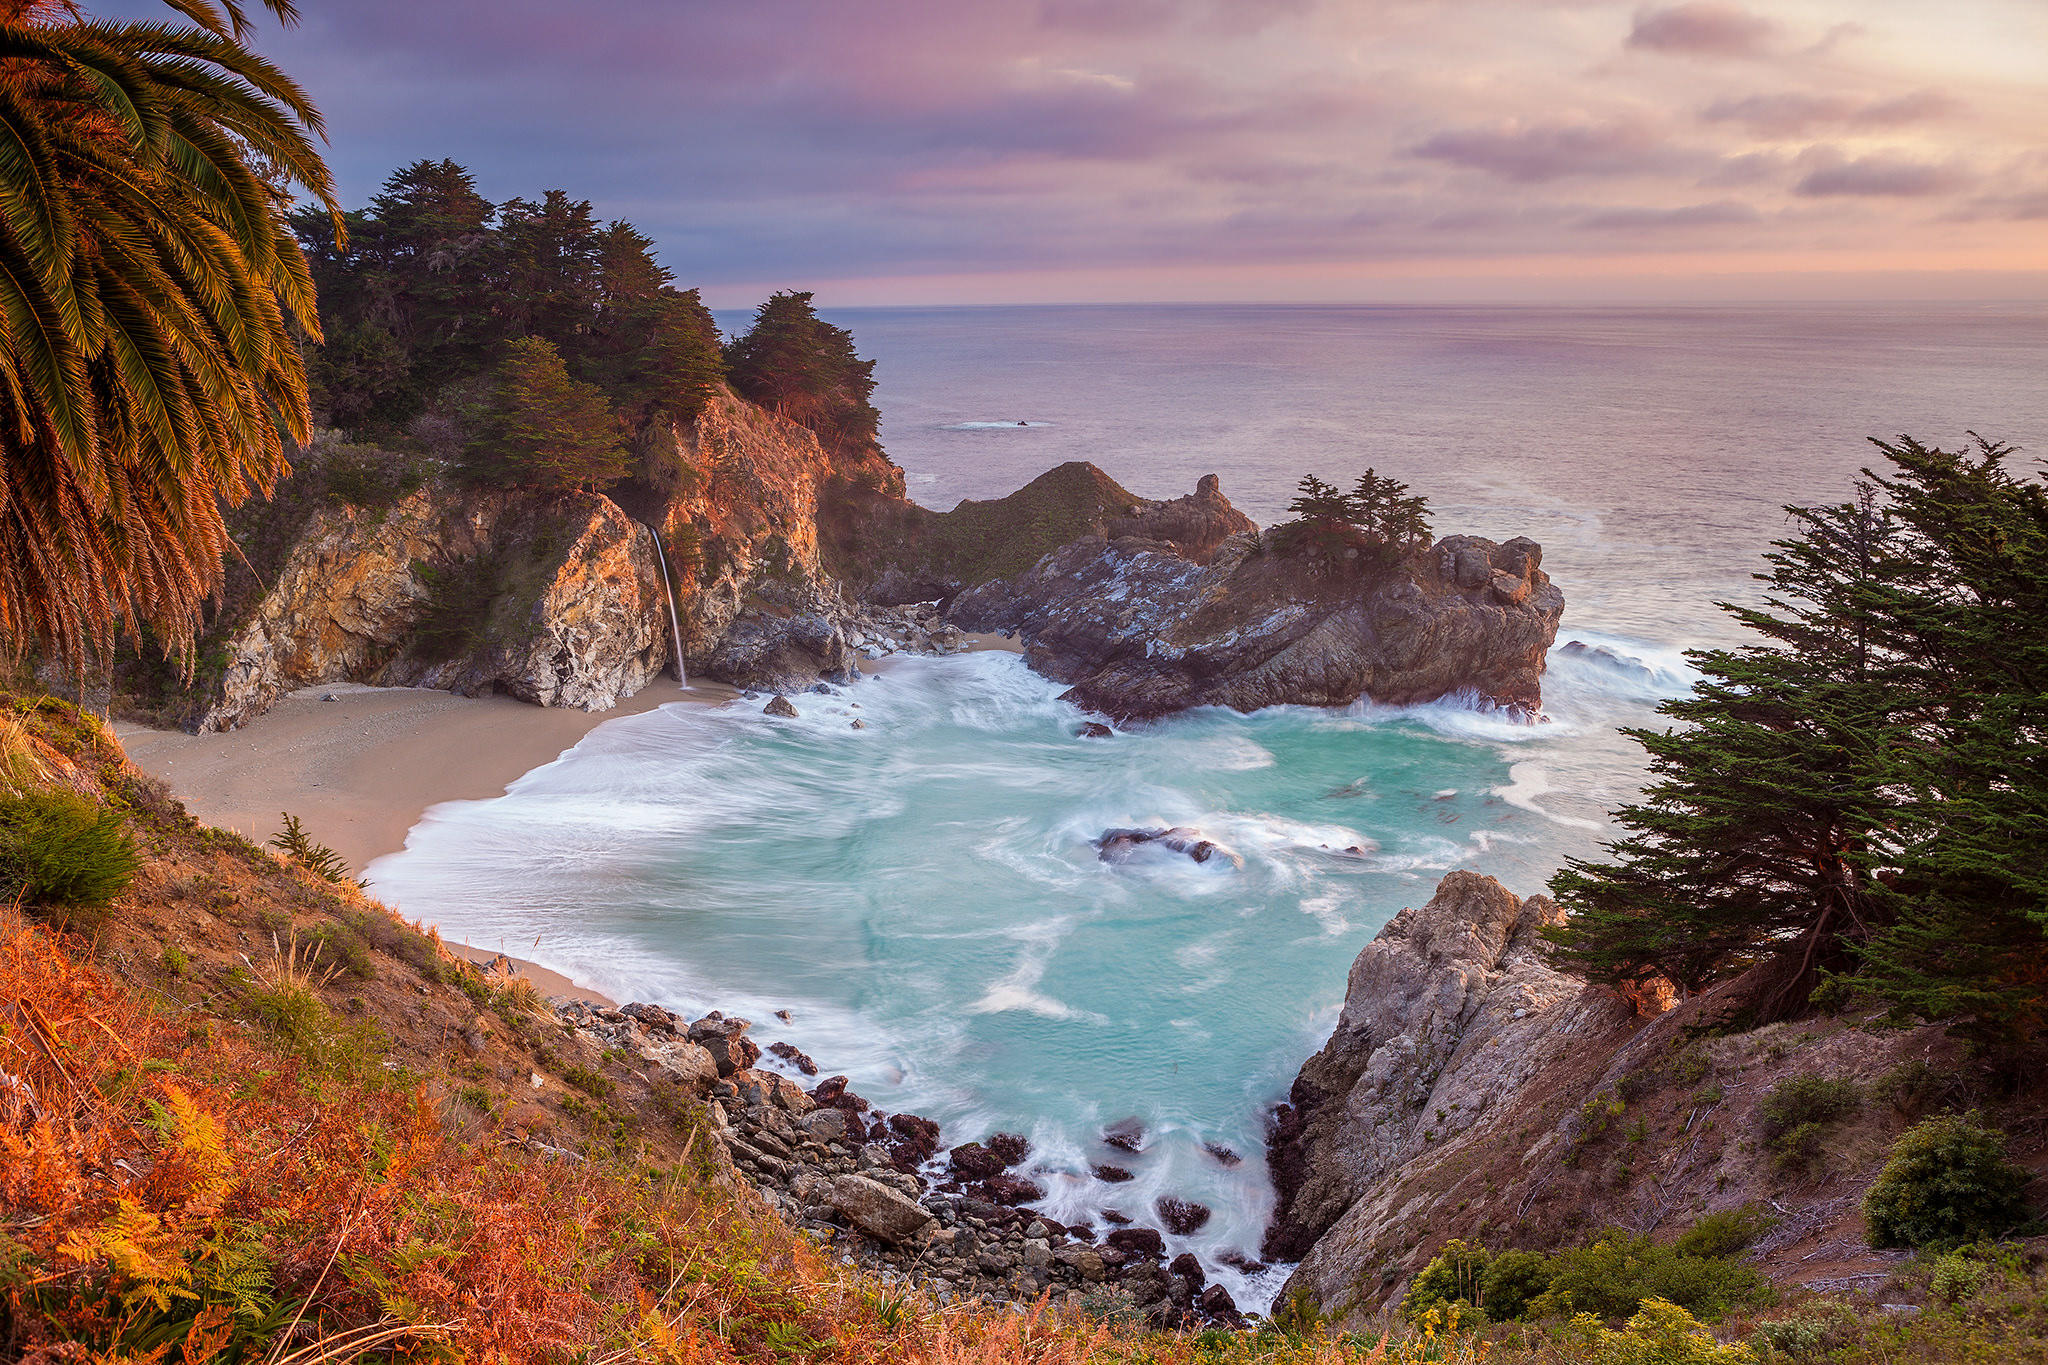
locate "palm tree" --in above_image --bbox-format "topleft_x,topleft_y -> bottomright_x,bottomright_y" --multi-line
0,0 -> 337,672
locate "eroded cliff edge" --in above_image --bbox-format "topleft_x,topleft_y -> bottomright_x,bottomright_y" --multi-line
148,395 -> 1563,732
1261,871 -> 1993,1331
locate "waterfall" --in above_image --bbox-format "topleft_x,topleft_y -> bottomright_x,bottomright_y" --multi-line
646,525 -> 689,686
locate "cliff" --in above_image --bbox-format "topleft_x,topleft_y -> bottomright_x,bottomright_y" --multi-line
1262,871 -> 2042,1331
196,487 -> 668,731
949,515 -> 1563,722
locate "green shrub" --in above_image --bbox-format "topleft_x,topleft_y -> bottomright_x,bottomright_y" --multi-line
1571,1298 -> 1758,1365
1863,1112 -> 2033,1248
270,811 -> 354,885
321,442 -> 423,509
1402,1239 -> 1490,1323
1760,1074 -> 1859,1171
1674,1205 -> 1777,1259
1481,1249 -> 1556,1320
0,789 -> 138,919
306,920 -> 374,980
1537,1233 -> 1771,1322
1871,1059 -> 1946,1117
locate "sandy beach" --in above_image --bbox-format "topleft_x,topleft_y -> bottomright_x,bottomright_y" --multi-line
117,677 -> 739,1004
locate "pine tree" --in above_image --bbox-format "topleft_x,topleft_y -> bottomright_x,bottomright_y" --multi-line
1348,469 -> 1433,558
724,291 -> 880,458
463,337 -> 627,492
1551,435 -> 2048,1032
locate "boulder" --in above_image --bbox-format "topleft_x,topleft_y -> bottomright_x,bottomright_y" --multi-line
1106,1227 -> 1165,1260
767,1041 -> 817,1076
1091,1164 -> 1135,1183
986,1131 -> 1032,1166
947,1143 -> 1007,1180
828,1174 -> 936,1245
763,695 -> 799,718
985,1172 -> 1047,1206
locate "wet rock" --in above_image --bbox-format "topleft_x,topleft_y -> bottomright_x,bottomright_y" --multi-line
1100,1209 -> 1133,1226
985,1172 -> 1047,1206
1077,721 -> 1115,738
885,1112 -> 942,1167
948,1143 -> 1007,1180
698,1032 -> 760,1078
1197,1283 -> 1243,1323
1106,1227 -> 1165,1260
1218,1250 -> 1269,1275
1102,1117 -> 1147,1152
763,694 -> 799,718
1095,826 -> 1243,868
987,1131 -> 1031,1166
767,1041 -> 817,1076
1202,1142 -> 1242,1167
828,1174 -> 936,1245
1091,1164 -> 1135,1183
1169,1252 -> 1206,1289
809,1075 -> 870,1112
1156,1197 -> 1211,1235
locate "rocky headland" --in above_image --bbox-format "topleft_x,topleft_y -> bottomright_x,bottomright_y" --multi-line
126,382 -> 1565,732
1256,870 -> 2007,1332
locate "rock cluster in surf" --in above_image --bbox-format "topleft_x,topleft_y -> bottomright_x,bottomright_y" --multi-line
949,482 -> 1564,722
549,998 -> 1251,1325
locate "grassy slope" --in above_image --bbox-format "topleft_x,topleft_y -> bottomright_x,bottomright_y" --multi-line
1,689 -> 2044,1364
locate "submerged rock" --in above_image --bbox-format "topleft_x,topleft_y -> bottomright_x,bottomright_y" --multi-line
1095,827 -> 1244,869
1102,1117 -> 1147,1152
1156,1197 -> 1212,1235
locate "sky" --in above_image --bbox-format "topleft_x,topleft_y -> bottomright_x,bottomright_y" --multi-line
127,0 -> 2048,305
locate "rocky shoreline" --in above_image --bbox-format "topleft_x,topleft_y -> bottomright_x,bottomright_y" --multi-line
547,995 -> 1252,1327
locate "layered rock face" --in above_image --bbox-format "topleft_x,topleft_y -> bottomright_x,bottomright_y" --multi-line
199,488 -> 667,731
948,484 -> 1564,721
1263,873 -> 1620,1319
647,391 -> 902,691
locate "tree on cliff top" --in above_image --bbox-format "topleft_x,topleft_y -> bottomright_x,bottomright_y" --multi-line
1550,435 -> 2048,1034
1275,470 -> 1432,569
724,291 -> 880,458
461,337 -> 628,492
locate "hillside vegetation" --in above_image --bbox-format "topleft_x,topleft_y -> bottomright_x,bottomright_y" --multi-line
3,687 -> 2046,1364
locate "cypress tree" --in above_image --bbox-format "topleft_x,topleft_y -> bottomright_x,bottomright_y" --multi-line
463,337 -> 628,493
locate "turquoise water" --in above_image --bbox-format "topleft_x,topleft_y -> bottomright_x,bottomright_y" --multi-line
369,304 -> 2046,1309
368,636 -> 1693,1308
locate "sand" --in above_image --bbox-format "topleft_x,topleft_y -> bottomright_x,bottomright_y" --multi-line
116,677 -> 740,1005
114,638 -> 1024,1008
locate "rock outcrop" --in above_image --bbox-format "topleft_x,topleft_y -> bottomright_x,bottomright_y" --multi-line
198,488 -> 668,731
1262,874 -> 1591,1270
948,488 -> 1564,721
1260,870 -> 1969,1329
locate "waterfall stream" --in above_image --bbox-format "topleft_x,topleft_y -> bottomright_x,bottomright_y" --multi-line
646,525 -> 688,686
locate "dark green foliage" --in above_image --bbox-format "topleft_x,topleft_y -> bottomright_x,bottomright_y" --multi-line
1550,436 -> 2048,1031
1402,1239 -> 1491,1323
1870,1060 -> 1948,1117
305,921 -> 374,980
1406,1230 -> 1769,1325
462,337 -> 629,492
1862,1113 -> 2034,1248
1479,1250 -> 1557,1321
1535,1232 -> 1773,1322
1673,1205 -> 1777,1259
318,442 -> 425,510
295,161 -> 729,462
0,790 -> 139,918
1273,469 -> 1433,571
1760,1074 -> 1861,1172
725,291 -> 881,458
411,553 -> 501,661
269,813 -> 354,886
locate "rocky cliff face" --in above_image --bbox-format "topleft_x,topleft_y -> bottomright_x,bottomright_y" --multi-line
198,488 -> 668,731
949,487 -> 1563,721
1261,871 -> 1980,1329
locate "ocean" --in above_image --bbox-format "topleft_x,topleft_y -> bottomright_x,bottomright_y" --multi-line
366,303 -> 2048,1309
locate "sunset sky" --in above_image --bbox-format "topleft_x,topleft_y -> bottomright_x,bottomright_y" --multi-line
149,1 -> 2048,304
